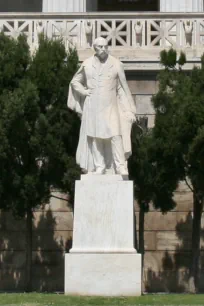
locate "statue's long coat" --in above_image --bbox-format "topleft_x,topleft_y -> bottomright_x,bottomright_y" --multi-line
67,55 -> 136,172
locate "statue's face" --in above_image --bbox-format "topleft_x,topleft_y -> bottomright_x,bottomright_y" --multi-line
94,39 -> 108,60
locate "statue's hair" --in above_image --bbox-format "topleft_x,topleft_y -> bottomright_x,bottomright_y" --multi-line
93,37 -> 108,48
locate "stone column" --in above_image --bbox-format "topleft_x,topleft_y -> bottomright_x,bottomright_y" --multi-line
42,0 -> 86,12
160,0 -> 203,12
192,0 -> 203,11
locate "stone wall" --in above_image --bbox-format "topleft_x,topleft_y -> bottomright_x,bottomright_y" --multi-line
139,182 -> 204,292
0,192 -> 73,292
127,72 -> 158,129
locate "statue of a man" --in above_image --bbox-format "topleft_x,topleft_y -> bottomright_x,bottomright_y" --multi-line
67,37 -> 136,175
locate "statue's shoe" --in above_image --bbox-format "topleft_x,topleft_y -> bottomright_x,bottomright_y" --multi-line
116,166 -> 129,176
92,167 -> 105,174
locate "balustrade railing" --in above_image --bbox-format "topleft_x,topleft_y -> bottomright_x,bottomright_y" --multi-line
0,12 -> 204,55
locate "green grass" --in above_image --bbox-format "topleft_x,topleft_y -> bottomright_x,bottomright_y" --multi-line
0,293 -> 204,306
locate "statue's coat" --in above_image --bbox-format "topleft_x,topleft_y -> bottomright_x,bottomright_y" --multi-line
67,55 -> 136,172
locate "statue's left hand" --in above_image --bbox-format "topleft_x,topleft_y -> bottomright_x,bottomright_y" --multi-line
124,112 -> 136,123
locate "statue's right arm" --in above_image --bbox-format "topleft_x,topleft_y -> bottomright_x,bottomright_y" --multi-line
71,65 -> 88,97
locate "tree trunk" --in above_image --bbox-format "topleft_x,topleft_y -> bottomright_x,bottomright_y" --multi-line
25,207 -> 33,292
188,194 -> 204,293
139,207 -> 145,271
133,205 -> 138,251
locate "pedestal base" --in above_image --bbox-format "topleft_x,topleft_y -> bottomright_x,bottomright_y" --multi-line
65,175 -> 141,296
65,253 -> 141,296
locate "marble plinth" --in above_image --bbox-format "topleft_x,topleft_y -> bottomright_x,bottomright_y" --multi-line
65,175 -> 141,296
65,253 -> 141,296
70,175 -> 136,253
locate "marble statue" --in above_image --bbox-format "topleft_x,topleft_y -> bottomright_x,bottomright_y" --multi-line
67,37 -> 136,175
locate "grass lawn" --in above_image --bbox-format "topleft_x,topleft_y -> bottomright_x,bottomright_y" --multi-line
0,293 -> 204,306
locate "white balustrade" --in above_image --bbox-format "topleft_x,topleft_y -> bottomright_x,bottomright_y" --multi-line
0,12 -> 204,61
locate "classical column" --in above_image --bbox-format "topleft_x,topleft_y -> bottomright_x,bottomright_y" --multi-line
192,0 -> 203,11
42,0 -> 86,12
160,0 -> 203,12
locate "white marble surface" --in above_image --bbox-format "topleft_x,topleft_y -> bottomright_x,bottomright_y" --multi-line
65,253 -> 141,296
42,0 -> 86,12
80,174 -> 128,181
160,0 -> 203,12
68,37 -> 136,175
70,176 -> 136,254
65,174 -> 141,296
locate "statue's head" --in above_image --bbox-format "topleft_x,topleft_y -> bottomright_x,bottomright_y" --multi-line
93,37 -> 108,60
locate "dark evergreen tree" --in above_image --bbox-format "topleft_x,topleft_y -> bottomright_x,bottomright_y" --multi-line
152,49 -> 204,292
129,118 -> 176,274
0,33 -> 80,291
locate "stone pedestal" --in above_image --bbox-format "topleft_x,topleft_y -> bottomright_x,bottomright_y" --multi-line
64,175 -> 141,296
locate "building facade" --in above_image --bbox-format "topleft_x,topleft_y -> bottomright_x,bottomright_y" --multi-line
0,0 -> 203,13
0,0 -> 204,293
